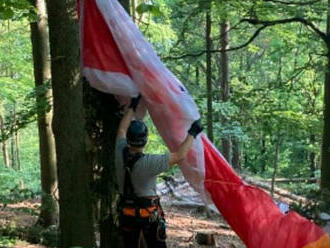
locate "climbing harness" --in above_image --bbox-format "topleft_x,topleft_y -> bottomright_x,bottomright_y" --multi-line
118,147 -> 163,227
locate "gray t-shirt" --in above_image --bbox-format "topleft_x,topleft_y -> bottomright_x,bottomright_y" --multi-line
115,138 -> 170,197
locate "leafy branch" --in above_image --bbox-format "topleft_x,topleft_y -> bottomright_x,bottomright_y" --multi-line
163,15 -> 328,60
262,0 -> 322,6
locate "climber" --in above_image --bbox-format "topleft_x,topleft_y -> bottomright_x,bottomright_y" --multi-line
115,95 -> 203,248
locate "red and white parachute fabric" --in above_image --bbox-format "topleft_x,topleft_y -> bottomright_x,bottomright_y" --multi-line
79,0 -> 330,247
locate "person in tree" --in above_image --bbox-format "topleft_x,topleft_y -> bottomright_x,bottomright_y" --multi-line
115,95 -> 203,248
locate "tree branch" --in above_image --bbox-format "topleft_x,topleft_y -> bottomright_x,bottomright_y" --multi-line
263,0 -> 321,6
163,25 -> 268,60
163,16 -> 328,61
241,17 -> 328,43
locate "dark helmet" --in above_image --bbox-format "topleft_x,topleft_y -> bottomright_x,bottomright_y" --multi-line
127,120 -> 148,147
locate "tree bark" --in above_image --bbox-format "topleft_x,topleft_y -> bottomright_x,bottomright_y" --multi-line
96,1 -> 129,247
0,114 -> 9,168
46,0 -> 95,247
206,11 -> 213,141
321,0 -> 330,193
219,21 -> 231,162
30,0 -> 58,227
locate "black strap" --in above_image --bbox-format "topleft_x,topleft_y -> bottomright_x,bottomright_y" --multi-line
123,146 -> 144,198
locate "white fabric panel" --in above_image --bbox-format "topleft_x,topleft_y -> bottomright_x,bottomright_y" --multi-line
93,0 -> 207,199
84,67 -> 139,97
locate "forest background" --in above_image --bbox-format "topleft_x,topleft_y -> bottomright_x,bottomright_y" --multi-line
0,0 -> 330,247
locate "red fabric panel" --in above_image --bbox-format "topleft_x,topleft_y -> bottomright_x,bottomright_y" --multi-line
82,0 -> 130,74
202,136 -> 327,248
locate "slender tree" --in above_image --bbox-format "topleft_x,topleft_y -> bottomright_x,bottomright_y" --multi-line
46,0 -> 95,246
0,113 -> 10,168
14,130 -> 20,170
219,20 -> 231,162
206,10 -> 213,141
321,1 -> 330,191
30,0 -> 58,227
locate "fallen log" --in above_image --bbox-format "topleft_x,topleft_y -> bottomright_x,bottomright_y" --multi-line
260,178 -> 318,183
244,177 -> 307,203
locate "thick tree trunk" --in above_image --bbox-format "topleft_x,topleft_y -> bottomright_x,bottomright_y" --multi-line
46,0 -> 95,247
321,2 -> 330,193
321,55 -> 330,192
96,1 -> 129,247
83,83 -> 122,248
30,0 -> 58,227
0,114 -> 10,168
206,11 -> 213,141
219,21 -> 231,162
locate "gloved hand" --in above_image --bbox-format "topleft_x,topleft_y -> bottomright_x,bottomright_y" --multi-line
129,94 -> 141,111
188,119 -> 203,138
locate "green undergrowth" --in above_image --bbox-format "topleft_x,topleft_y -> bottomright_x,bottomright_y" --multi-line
0,224 -> 59,247
0,166 -> 40,207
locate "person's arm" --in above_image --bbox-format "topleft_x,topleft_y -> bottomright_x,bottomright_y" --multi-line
116,95 -> 141,140
169,120 -> 203,166
117,109 -> 134,140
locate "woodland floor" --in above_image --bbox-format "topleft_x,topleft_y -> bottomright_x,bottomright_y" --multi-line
1,172 -> 329,248
0,197 -> 244,248
0,175 -> 245,248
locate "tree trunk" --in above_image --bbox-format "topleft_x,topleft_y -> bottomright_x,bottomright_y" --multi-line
14,131 -> 20,171
46,0 -> 95,247
232,137 -> 240,170
95,1 -> 129,247
321,1 -> 330,193
30,0 -> 58,227
271,137 -> 281,197
119,0 -> 130,14
206,11 -> 213,141
261,138 -> 266,172
309,134 -> 316,178
83,83 -> 123,248
196,66 -> 199,84
10,107 -> 16,169
219,20 -> 231,162
10,135 -> 15,168
0,114 -> 10,168
131,0 -> 136,23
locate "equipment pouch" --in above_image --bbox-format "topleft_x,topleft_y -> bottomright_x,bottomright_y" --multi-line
156,218 -> 166,241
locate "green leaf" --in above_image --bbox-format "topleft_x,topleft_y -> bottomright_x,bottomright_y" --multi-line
0,8 -> 14,20
136,3 -> 163,17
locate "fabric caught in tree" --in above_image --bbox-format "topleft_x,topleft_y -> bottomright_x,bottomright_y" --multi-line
78,0 -> 330,247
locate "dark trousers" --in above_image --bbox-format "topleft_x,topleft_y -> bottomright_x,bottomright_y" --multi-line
121,218 -> 167,248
